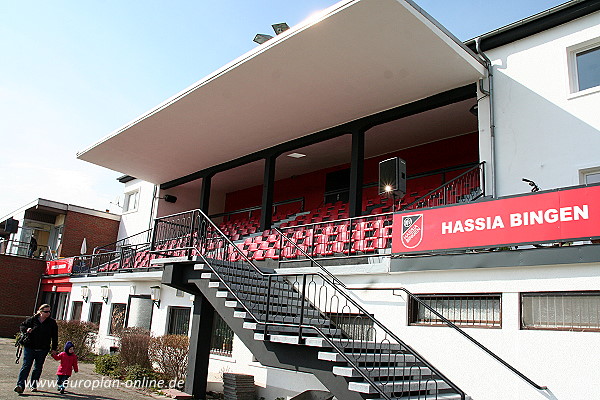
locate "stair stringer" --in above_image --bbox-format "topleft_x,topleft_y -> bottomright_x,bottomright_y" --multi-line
162,262 -> 365,400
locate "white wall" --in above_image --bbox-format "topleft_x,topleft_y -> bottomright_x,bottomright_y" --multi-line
479,12 -> 600,198
337,261 -> 600,400
118,179 -> 157,240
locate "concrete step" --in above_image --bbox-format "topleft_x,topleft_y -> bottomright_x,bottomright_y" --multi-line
318,351 -> 417,364
234,311 -> 329,325
348,379 -> 450,394
208,281 -> 298,299
370,392 -> 465,400
332,365 -> 432,378
243,322 -> 344,337
304,337 -> 403,351
254,333 -> 301,344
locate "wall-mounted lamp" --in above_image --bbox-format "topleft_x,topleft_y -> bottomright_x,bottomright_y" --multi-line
101,286 -> 110,304
81,286 -> 90,303
150,286 -> 161,308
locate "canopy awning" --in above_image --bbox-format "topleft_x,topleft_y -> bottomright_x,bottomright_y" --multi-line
78,0 -> 485,185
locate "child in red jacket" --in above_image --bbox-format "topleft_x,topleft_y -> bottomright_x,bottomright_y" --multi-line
51,341 -> 78,394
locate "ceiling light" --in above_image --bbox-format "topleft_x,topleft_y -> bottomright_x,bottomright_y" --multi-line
287,153 -> 306,159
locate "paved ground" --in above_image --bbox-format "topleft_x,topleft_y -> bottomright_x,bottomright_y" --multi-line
1,337 -> 165,400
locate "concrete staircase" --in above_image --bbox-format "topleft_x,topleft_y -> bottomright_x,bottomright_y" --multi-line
183,261 -> 467,400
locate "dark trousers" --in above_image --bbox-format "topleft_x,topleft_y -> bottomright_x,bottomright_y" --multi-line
57,375 -> 70,389
17,347 -> 48,388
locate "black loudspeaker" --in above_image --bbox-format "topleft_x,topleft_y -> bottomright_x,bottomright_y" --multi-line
4,217 -> 19,234
163,195 -> 178,203
378,157 -> 406,196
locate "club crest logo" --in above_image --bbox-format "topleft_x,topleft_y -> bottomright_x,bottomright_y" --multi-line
401,214 -> 423,249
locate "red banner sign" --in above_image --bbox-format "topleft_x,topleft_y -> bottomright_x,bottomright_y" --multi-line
392,185 -> 600,253
45,258 -> 74,275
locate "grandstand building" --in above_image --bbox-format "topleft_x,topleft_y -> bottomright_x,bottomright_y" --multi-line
58,1 -> 600,399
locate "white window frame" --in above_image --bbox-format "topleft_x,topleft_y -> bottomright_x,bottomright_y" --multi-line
521,291 -> 600,331
122,189 -> 140,214
579,166 -> 600,185
567,38 -> 600,98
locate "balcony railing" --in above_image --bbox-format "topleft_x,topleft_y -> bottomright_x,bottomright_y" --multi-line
401,162 -> 484,211
0,238 -> 50,260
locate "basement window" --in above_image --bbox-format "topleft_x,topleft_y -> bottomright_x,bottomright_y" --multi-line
521,291 -> 600,331
109,303 -> 127,335
409,294 -> 501,328
167,306 -> 191,335
210,312 -> 233,357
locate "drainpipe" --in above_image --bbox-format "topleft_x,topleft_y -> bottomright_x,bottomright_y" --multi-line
33,276 -> 42,313
148,184 -> 158,232
476,37 -> 496,198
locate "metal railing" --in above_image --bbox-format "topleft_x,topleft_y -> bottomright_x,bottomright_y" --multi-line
77,229 -> 155,273
401,162 -> 485,211
0,238 -> 50,259
153,209 -> 465,400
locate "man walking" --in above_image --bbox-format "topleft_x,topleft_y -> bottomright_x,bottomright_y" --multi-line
15,304 -> 58,394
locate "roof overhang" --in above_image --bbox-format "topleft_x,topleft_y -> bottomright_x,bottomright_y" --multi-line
78,0 -> 485,185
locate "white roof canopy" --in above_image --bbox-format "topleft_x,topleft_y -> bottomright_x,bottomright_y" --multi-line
78,0 -> 485,185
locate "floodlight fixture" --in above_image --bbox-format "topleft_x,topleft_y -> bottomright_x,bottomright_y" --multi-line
272,23 -> 290,35
253,34 -> 273,44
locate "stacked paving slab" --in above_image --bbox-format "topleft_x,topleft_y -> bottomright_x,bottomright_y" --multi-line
223,373 -> 255,400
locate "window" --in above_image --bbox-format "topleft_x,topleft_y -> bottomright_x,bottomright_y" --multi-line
123,190 -> 140,213
521,291 -> 600,331
579,167 -> 600,185
109,303 -> 127,335
167,307 -> 191,335
575,46 -> 600,91
89,302 -> 103,325
568,41 -> 600,95
210,312 -> 233,356
409,294 -> 501,328
126,295 -> 153,331
71,301 -> 83,321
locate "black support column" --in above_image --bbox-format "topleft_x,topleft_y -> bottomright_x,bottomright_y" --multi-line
260,154 -> 277,231
185,293 -> 215,399
348,128 -> 365,217
199,174 -> 213,213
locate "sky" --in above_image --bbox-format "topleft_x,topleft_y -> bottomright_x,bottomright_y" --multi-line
0,0 -> 567,217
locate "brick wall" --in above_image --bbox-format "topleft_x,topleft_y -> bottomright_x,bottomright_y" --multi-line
61,211 -> 120,257
0,255 -> 46,337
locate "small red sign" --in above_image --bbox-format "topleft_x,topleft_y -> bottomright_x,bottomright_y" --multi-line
392,185 -> 600,253
45,258 -> 74,275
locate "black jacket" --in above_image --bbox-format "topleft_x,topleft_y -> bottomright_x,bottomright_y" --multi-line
19,315 -> 58,351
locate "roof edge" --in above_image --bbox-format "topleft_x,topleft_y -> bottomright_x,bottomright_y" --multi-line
466,0 -> 600,52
